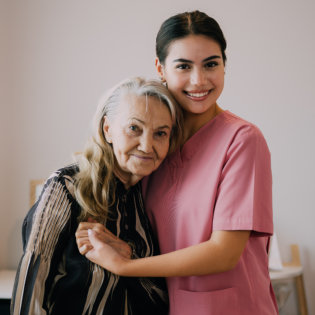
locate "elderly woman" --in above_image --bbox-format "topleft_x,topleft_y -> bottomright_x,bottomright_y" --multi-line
11,77 -> 182,315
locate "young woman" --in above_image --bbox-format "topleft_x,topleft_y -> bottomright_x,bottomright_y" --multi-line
11,77 -> 182,315
76,11 -> 278,315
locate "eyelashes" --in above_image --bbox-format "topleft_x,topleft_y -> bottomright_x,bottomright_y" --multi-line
127,125 -> 169,139
205,61 -> 219,68
175,61 -> 219,70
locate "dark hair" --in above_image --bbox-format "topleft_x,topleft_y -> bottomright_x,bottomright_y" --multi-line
156,10 -> 227,65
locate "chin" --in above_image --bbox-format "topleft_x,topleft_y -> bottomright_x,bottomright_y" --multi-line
131,170 -> 150,178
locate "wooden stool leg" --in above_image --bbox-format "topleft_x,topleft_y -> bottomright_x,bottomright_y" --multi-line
295,274 -> 308,315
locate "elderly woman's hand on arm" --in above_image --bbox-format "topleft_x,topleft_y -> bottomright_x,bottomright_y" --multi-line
75,220 -> 132,259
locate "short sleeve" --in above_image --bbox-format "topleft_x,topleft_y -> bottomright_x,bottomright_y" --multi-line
212,125 -> 273,235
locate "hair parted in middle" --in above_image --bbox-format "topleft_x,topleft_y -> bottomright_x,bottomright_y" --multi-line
74,77 -> 183,223
156,10 -> 227,65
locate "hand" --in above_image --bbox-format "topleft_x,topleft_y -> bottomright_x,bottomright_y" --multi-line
75,219 -> 132,259
85,229 -> 130,274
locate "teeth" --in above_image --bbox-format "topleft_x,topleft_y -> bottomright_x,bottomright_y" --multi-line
187,91 -> 209,97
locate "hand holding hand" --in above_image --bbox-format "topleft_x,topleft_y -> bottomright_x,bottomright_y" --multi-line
84,229 -> 130,274
75,219 -> 132,259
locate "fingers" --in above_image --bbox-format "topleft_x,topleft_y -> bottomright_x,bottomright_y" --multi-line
76,226 -> 93,255
77,220 -> 117,238
77,221 -> 104,233
99,227 -> 117,238
76,229 -> 93,255
88,229 -> 103,249
76,235 -> 90,248
78,243 -> 93,255
76,221 -> 106,257
75,229 -> 88,239
76,220 -> 132,260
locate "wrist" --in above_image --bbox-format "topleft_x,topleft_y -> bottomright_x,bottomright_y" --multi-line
114,256 -> 133,276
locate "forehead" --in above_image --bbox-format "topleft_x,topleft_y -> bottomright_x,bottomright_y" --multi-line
166,35 -> 222,60
117,93 -> 171,121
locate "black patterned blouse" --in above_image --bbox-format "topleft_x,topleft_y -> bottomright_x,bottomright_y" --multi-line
11,165 -> 168,315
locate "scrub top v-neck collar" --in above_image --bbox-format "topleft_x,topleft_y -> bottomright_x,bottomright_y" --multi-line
173,110 -> 227,166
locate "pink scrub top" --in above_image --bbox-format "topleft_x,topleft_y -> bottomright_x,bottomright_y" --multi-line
143,111 -> 278,315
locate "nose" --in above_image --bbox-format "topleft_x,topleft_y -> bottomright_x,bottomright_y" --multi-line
190,68 -> 207,86
138,133 -> 153,153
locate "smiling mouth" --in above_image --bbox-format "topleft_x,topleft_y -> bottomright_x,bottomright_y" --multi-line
185,90 -> 211,98
132,154 -> 154,160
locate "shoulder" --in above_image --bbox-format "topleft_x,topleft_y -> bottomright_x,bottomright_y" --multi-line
47,164 -> 79,184
37,163 -> 80,206
23,165 -> 80,251
220,111 -> 263,135
220,111 -> 270,153
44,164 -> 79,199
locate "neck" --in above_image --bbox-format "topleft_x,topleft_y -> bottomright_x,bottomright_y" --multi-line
182,103 -> 223,144
113,162 -> 142,189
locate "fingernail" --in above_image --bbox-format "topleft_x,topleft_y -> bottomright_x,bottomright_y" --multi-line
88,229 -> 93,236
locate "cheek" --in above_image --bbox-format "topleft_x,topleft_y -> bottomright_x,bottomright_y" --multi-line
213,71 -> 225,85
166,72 -> 185,88
113,139 -> 130,159
166,83 -> 184,103
156,140 -> 171,159
112,145 -> 124,163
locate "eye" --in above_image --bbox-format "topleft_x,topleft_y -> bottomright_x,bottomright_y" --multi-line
176,64 -> 191,70
204,61 -> 219,68
155,130 -> 169,138
128,125 -> 141,134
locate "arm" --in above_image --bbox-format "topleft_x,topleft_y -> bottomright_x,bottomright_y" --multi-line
76,221 -> 169,313
11,174 -> 73,315
84,228 -> 250,277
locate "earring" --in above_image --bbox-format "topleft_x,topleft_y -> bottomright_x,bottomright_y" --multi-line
160,77 -> 167,88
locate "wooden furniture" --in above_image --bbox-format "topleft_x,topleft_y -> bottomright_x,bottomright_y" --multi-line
29,179 -> 45,207
0,269 -> 16,314
0,270 -> 16,299
270,244 -> 308,315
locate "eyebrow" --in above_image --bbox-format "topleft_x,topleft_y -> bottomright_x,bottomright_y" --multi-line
131,118 -> 171,129
173,55 -> 221,63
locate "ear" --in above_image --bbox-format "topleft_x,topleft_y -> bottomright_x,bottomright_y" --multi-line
155,58 -> 165,82
103,116 -> 112,143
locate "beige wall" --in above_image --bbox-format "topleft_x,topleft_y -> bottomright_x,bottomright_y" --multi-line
1,1 -> 315,313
